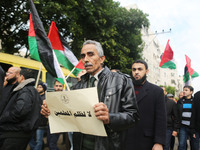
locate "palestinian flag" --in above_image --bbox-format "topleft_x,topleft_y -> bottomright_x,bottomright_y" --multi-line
48,21 -> 84,76
28,14 -> 40,61
183,55 -> 199,85
159,40 -> 176,69
29,0 -> 65,79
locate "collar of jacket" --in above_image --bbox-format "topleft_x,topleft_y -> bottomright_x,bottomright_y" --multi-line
13,78 -> 35,92
81,66 -> 110,81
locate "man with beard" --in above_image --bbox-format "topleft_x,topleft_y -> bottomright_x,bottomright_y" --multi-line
126,60 -> 166,150
0,68 -> 41,150
0,67 -> 21,116
41,40 -> 139,150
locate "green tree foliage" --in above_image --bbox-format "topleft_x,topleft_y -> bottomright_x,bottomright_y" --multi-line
160,85 -> 176,96
166,86 -> 176,96
0,0 -> 149,74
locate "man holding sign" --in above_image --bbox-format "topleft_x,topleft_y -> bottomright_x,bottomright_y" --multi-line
41,40 -> 139,150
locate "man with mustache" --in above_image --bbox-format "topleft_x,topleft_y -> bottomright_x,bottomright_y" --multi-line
41,40 -> 139,150
126,60 -> 167,150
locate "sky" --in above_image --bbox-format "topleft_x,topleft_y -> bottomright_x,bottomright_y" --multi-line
115,0 -> 200,92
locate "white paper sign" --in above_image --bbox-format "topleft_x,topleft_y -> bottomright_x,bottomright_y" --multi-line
46,87 -> 107,136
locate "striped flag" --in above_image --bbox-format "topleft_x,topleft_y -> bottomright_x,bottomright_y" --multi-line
159,40 -> 176,69
29,0 -> 65,79
48,21 -> 84,76
183,55 -> 199,85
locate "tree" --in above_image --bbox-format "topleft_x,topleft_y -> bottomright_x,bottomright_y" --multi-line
0,0 -> 149,75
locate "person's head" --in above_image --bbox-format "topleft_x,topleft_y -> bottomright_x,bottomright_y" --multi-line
160,86 -> 167,95
183,85 -> 194,99
167,93 -> 174,99
81,40 -> 105,76
131,60 -> 149,86
17,68 -> 35,83
54,80 -> 64,91
179,91 -> 184,99
6,67 -> 21,84
37,82 -> 47,95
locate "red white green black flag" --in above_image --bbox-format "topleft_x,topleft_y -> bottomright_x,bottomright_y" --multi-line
29,0 -> 65,79
159,40 -> 176,69
183,55 -> 199,85
48,21 -> 84,77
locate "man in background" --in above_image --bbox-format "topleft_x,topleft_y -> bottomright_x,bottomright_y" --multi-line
177,85 -> 199,150
0,68 -> 41,150
29,82 -> 48,150
0,67 -> 21,116
126,60 -> 166,150
190,90 -> 200,150
161,86 -> 179,150
47,78 -> 66,150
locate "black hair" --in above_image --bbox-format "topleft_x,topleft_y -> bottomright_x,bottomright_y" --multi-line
183,85 -> 194,92
132,59 -> 148,69
20,68 -> 35,80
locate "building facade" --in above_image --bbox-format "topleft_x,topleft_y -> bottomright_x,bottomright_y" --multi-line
141,27 -> 183,97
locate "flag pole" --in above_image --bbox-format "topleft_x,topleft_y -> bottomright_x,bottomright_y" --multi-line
35,63 -> 42,88
63,78 -> 70,91
65,67 -> 76,80
189,75 -> 192,86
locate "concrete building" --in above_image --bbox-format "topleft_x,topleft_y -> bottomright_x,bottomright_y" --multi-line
126,4 -> 184,97
141,27 -> 184,97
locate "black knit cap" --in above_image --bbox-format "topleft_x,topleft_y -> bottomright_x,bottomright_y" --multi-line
38,82 -> 47,92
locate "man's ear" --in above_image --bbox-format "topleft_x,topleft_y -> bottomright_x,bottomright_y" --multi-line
146,69 -> 149,75
100,56 -> 105,64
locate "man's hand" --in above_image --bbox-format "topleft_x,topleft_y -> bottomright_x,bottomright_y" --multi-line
172,131 -> 178,137
41,100 -> 50,118
94,102 -> 109,124
152,143 -> 163,150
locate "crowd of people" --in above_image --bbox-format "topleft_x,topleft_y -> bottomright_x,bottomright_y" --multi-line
0,40 -> 200,150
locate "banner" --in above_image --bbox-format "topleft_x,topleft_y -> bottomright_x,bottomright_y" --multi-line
46,87 -> 107,136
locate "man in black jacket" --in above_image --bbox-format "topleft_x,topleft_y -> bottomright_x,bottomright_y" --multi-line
0,68 -> 42,150
161,86 -> 179,150
0,67 -> 21,115
29,82 -> 48,150
41,40 -> 139,150
126,60 -> 167,150
190,90 -> 200,148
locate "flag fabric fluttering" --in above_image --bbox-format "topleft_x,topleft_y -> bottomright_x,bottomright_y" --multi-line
29,0 -> 65,80
159,40 -> 176,69
28,14 -> 40,61
48,21 -> 84,77
183,55 -> 199,85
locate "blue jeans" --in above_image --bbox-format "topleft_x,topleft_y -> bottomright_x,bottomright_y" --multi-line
164,128 -> 173,150
47,127 -> 60,150
29,128 -> 45,150
178,126 -> 199,150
